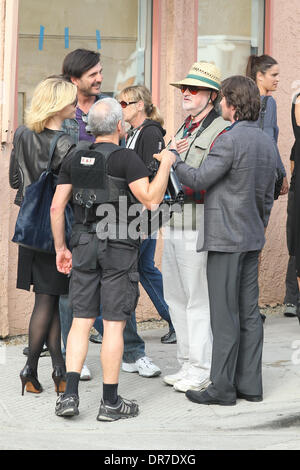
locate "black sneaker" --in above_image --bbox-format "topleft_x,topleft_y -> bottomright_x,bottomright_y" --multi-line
89,333 -> 103,344
55,394 -> 79,417
96,396 -> 139,422
161,330 -> 177,344
284,303 -> 297,318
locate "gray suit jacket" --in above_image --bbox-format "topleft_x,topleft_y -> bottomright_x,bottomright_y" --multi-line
173,120 -> 277,253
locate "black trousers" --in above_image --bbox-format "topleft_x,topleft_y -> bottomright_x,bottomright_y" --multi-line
284,190 -> 299,305
206,251 -> 263,402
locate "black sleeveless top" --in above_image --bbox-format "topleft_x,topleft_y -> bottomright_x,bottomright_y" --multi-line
290,93 -> 300,191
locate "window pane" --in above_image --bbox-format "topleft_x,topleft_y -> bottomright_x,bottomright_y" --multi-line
198,0 -> 265,79
17,0 -> 152,124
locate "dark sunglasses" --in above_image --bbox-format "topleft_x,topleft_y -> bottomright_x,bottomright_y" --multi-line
119,100 -> 138,109
180,85 -> 209,95
71,98 -> 78,107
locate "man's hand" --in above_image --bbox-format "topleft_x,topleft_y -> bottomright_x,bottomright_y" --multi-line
171,137 -> 189,155
153,148 -> 176,165
56,248 -> 72,275
279,176 -> 289,196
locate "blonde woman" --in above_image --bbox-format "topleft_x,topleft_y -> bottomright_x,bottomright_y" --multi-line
9,76 -> 77,396
118,85 -> 176,350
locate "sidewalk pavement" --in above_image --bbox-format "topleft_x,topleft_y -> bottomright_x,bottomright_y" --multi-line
1,312 -> 300,451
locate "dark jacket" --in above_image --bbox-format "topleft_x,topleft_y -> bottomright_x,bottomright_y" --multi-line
9,126 -> 75,206
174,120 -> 277,253
128,119 -> 166,168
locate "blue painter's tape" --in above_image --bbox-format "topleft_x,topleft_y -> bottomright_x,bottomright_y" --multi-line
96,30 -> 101,50
65,27 -> 69,49
39,25 -> 45,50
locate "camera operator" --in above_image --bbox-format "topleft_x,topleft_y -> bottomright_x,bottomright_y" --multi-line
50,97 -> 175,422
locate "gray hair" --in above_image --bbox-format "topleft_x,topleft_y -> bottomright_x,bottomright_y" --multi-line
87,97 -> 124,136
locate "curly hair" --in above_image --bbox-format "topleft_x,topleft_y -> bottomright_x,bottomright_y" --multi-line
221,75 -> 261,121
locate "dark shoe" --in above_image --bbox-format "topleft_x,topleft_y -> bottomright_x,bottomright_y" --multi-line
284,303 -> 297,318
55,394 -> 79,417
96,396 -> 139,422
20,365 -> 43,396
186,389 -> 236,406
89,333 -> 103,344
161,330 -> 177,344
22,345 -> 49,357
236,391 -> 263,402
260,313 -> 266,323
52,365 -> 67,396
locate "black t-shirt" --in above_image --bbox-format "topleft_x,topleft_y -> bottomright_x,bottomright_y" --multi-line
58,142 -> 151,225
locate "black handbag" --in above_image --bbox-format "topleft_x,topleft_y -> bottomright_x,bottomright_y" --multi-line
12,133 -> 73,254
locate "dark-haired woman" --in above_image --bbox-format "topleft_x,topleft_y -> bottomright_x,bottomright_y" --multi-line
246,54 -> 288,196
9,77 -> 77,396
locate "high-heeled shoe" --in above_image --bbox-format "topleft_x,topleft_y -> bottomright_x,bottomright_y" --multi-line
52,365 -> 67,396
20,365 -> 43,396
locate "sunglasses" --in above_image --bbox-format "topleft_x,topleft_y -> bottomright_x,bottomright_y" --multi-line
180,85 -> 209,95
119,100 -> 138,109
71,98 -> 78,107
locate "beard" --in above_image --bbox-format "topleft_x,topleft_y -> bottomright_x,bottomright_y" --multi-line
182,99 -> 194,113
81,82 -> 102,97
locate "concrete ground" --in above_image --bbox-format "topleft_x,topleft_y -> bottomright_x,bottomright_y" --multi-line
1,310 -> 300,451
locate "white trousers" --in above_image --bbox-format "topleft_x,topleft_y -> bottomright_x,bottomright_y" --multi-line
162,222 -> 212,380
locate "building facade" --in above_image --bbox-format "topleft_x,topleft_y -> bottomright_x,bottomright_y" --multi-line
0,0 -> 299,336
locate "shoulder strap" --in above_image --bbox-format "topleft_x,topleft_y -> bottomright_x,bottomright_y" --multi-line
89,142 -> 122,161
183,109 -> 220,161
167,109 -> 219,151
259,96 -> 270,130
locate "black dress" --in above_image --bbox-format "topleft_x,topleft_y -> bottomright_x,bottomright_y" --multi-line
10,127 -> 75,295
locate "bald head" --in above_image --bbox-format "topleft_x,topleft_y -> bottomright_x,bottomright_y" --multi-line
87,97 -> 124,137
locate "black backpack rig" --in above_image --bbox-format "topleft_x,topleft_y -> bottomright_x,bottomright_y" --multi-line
70,142 -> 137,226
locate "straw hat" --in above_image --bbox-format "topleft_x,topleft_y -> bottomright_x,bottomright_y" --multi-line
170,62 -> 221,92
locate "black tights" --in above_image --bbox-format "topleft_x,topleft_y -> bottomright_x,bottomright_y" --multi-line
26,293 -> 65,375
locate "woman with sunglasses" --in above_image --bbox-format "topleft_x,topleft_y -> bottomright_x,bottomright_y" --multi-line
118,85 -> 176,345
9,76 -> 77,396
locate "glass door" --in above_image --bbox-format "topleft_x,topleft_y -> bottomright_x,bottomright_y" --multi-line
17,0 -> 152,124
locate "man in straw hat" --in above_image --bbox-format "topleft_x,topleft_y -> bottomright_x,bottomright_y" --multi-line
161,75 -> 277,405
162,62 -> 229,393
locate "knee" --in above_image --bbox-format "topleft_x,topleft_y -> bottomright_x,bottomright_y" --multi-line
103,320 -> 126,336
71,317 -> 96,334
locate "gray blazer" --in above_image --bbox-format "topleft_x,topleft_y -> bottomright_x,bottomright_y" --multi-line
173,120 -> 277,253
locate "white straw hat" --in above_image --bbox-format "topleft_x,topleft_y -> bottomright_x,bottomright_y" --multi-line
170,62 -> 221,91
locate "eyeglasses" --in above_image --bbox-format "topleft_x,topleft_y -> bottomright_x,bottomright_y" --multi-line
180,85 -> 209,95
71,98 -> 78,107
119,100 -> 138,109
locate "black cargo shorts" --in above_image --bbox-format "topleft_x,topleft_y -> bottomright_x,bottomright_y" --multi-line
69,232 -> 140,321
